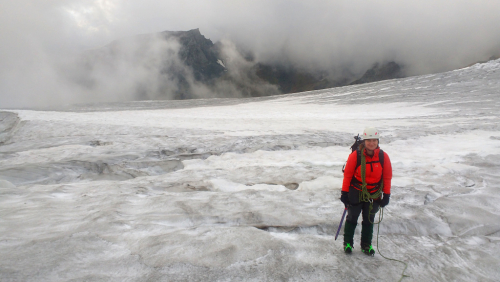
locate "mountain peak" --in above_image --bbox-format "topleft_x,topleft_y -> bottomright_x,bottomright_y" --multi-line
160,28 -> 202,38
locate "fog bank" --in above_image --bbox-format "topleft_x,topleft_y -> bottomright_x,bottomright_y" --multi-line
1,0 -> 499,108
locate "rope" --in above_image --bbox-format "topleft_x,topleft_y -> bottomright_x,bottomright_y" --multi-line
360,146 -> 409,281
375,208 -> 410,282
358,146 -> 383,223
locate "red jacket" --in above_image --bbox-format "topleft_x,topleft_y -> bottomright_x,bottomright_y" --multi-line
342,147 -> 392,194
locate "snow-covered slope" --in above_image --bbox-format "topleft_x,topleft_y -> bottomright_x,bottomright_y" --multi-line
1,60 -> 499,281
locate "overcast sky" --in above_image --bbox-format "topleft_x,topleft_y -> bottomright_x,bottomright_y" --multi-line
1,0 -> 500,108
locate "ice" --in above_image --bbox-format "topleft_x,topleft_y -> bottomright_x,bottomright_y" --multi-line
0,179 -> 16,188
208,179 -> 288,192
1,59 -> 500,281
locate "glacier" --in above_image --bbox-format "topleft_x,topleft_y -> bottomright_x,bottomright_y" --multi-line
0,60 -> 500,281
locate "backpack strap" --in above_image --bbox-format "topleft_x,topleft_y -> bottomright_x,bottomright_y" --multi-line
379,149 -> 384,168
355,148 -> 384,170
356,148 -> 361,170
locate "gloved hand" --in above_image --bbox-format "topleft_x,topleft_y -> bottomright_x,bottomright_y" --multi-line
380,193 -> 390,207
340,191 -> 349,207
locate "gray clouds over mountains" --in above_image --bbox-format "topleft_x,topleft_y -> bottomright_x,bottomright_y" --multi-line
1,0 -> 500,108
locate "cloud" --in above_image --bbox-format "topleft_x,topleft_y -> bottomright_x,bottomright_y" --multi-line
67,34 -> 188,101
211,39 -> 280,98
1,0 -> 500,108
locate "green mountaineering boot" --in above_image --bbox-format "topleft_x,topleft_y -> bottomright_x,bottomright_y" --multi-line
361,223 -> 375,256
343,221 -> 357,254
361,243 -> 375,256
344,242 -> 353,254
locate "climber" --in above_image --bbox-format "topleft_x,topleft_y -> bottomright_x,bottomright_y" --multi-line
340,127 -> 392,255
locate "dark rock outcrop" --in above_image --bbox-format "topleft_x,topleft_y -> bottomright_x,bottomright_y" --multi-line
161,29 -> 225,82
254,64 -> 345,94
350,62 -> 404,85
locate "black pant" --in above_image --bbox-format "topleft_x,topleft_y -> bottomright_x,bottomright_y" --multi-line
346,201 -> 380,225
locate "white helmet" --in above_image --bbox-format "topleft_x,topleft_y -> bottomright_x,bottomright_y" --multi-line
362,127 -> 380,140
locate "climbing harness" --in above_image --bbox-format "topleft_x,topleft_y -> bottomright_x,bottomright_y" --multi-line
359,149 -> 383,220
